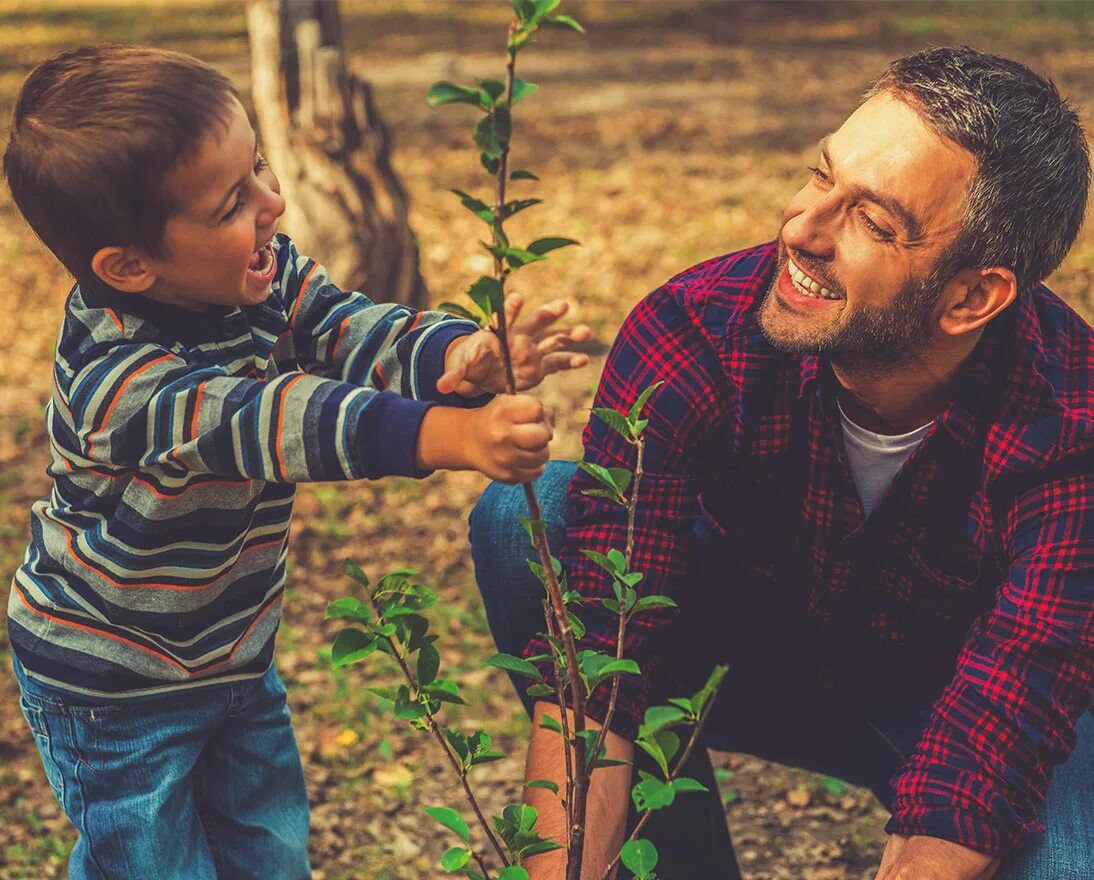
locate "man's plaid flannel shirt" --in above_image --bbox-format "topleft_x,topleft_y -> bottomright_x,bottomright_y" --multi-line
526,241 -> 1092,855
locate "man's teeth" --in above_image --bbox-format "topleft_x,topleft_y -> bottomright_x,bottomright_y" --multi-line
787,258 -> 838,300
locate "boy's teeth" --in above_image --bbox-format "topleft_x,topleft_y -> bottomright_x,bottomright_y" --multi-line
788,257 -> 838,300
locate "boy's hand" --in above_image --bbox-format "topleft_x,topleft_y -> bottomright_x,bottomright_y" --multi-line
416,394 -> 553,483
438,293 -> 592,396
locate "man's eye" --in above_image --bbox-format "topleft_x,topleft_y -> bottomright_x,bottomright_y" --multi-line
808,165 -> 831,184
254,154 -> 268,174
859,210 -> 895,242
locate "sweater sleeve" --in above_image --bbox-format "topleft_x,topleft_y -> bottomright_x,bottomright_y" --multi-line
277,235 -> 480,406
58,338 -> 434,482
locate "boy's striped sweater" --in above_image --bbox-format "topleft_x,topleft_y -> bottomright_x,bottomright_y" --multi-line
9,234 -> 480,699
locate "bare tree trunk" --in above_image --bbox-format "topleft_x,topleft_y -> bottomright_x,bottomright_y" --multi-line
245,0 -> 427,308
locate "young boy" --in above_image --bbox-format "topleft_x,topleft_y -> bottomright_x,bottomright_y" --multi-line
4,45 -> 589,879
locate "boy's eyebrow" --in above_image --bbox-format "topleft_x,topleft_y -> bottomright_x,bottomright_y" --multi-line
818,136 -> 923,240
209,133 -> 259,220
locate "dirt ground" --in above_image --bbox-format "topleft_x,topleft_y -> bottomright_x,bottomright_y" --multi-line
0,2 -> 1091,878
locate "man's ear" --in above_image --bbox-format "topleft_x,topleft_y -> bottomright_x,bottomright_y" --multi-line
937,266 -> 1017,336
90,246 -> 157,293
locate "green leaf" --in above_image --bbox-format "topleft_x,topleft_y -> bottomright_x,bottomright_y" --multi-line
620,839 -> 658,879
581,548 -> 622,575
502,197 -> 542,219
342,558 -> 370,587
470,751 -> 506,766
325,597 -> 372,624
566,611 -> 586,639
422,679 -> 466,705
576,461 -> 631,500
442,727 -> 471,763
632,595 -> 678,614
526,682 -> 554,697
672,776 -> 710,794
691,664 -> 729,717
498,868 -> 530,880
591,406 -> 631,439
477,78 -> 506,103
517,514 -> 547,542
330,628 -> 377,669
424,806 -> 470,843
485,652 -> 543,680
466,275 -> 504,318
481,152 -> 501,175
510,169 -> 539,181
502,803 -> 539,833
597,658 -> 640,678
440,846 -> 471,872
417,642 -> 440,686
473,107 -> 511,160
631,774 -> 676,811
525,779 -> 559,794
629,381 -> 665,422
511,0 -> 535,24
668,696 -> 695,715
393,696 -> 427,720
539,714 -> 563,734
502,247 -> 546,269
437,301 -> 484,324
638,705 -> 687,739
510,78 -> 539,105
544,14 -> 585,33
427,81 -> 483,107
450,189 -> 494,223
529,0 -> 561,25
526,236 -> 578,256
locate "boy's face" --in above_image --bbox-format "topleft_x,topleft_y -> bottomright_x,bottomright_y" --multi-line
141,97 -> 285,312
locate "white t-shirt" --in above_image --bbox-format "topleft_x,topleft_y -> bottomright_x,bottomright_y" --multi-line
837,400 -> 933,517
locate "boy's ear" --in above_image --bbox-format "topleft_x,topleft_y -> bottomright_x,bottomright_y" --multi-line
90,246 -> 157,293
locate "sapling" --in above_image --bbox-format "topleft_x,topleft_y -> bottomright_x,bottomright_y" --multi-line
327,3 -> 728,878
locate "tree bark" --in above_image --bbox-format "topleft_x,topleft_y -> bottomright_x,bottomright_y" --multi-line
245,0 -> 427,308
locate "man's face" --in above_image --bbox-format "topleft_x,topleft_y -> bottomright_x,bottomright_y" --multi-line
759,91 -> 977,368
143,97 -> 286,312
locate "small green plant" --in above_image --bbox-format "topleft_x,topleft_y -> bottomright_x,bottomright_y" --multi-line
328,3 -> 727,878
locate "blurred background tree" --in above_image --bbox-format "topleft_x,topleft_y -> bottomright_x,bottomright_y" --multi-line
245,0 -> 427,307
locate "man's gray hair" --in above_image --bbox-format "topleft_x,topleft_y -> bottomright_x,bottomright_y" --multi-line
867,46 -> 1090,294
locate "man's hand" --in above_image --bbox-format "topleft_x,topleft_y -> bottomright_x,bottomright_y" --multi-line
416,394 -> 552,483
438,293 -> 592,396
875,834 -> 999,880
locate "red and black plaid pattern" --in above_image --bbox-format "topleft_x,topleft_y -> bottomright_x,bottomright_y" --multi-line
525,241 -> 1093,855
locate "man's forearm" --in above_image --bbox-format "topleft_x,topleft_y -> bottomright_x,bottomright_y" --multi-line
524,701 -> 634,879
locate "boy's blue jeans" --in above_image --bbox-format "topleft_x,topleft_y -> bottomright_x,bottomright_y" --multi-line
14,657 -> 311,880
470,461 -> 1093,880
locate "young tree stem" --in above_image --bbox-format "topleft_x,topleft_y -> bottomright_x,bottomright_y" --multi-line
591,436 -> 645,764
367,592 -> 509,872
491,27 -> 590,880
597,683 -> 726,880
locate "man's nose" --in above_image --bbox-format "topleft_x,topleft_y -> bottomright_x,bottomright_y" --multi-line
783,196 -> 836,260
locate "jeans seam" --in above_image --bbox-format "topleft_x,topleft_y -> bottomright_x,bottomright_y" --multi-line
194,749 -> 226,877
65,711 -> 109,878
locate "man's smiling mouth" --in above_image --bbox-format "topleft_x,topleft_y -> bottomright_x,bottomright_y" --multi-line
787,256 -> 840,300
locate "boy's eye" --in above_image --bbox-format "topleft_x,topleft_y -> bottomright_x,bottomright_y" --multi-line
221,194 -> 243,223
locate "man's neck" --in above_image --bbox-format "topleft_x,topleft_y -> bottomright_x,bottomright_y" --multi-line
831,330 -> 983,434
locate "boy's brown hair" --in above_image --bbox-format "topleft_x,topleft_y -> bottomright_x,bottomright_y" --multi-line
3,45 -> 238,283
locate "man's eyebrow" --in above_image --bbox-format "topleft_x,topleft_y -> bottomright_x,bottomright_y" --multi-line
818,138 -> 923,240
209,133 -> 259,221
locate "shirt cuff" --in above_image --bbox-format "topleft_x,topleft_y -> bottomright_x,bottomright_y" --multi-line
355,391 -> 436,479
885,808 -> 1007,856
415,320 -> 491,408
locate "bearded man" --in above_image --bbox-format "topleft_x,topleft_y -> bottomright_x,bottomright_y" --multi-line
470,47 -> 1092,880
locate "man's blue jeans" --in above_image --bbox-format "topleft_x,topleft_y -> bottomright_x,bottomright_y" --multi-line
470,461 -> 1093,879
14,657 -> 311,880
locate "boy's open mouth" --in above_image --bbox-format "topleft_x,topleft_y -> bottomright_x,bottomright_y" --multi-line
247,241 -> 276,284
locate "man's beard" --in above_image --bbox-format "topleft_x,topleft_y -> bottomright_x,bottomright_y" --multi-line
759,248 -> 945,375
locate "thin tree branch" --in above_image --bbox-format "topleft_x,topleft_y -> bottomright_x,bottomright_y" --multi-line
598,681 -> 726,880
